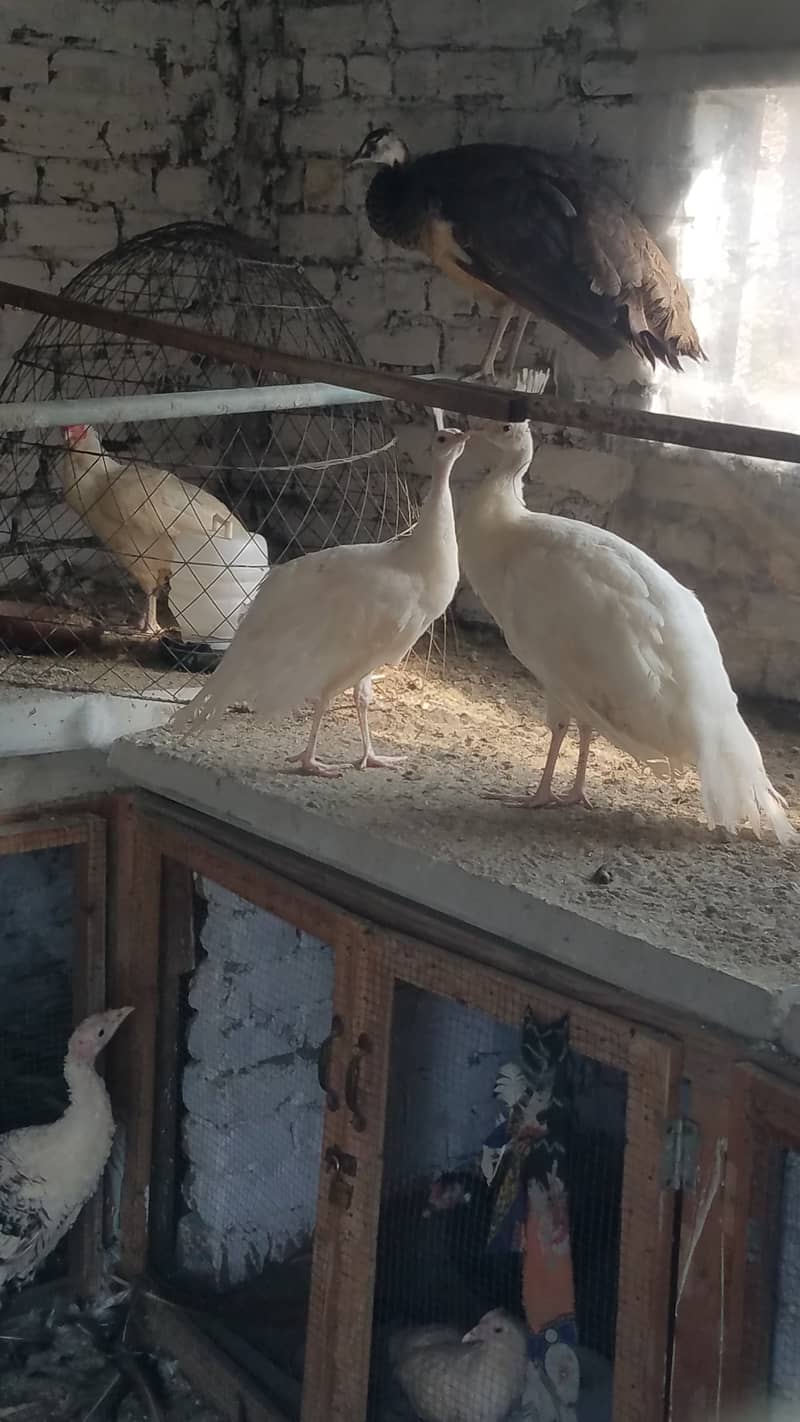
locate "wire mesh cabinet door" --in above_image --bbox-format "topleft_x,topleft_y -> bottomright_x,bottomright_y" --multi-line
143,836 -> 360,1422
725,1064 -> 800,1416
314,932 -> 682,1422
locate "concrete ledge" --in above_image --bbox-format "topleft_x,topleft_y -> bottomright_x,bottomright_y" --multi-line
109,737 -> 799,1050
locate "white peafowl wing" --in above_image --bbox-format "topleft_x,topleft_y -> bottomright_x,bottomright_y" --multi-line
171,540 -> 430,734
498,520 -> 685,769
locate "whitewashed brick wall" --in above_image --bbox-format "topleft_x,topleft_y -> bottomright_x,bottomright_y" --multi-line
0,0 -> 241,376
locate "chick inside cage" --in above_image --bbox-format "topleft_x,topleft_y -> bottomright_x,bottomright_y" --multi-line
368,988 -> 623,1422
0,221 -> 410,702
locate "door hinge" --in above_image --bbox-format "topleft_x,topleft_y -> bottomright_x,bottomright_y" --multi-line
662,1117 -> 699,1190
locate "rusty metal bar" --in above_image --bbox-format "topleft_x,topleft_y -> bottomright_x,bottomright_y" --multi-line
1,278 -> 798,463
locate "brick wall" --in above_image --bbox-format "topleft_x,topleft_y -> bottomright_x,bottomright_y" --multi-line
0,0 -> 243,375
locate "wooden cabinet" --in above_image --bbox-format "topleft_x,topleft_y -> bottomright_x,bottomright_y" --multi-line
114,798 -> 687,1422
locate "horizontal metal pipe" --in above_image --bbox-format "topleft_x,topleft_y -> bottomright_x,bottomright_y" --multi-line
0,382 -> 388,433
0,278 -> 798,462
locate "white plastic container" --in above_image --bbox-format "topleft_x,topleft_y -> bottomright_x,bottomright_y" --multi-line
166,530 -> 270,645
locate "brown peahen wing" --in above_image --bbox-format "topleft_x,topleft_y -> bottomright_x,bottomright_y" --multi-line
413,144 -> 705,370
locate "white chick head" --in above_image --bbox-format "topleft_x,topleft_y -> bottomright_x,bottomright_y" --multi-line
350,126 -> 410,168
462,1308 -> 527,1347
69,1006 -> 134,1063
432,426 -> 470,467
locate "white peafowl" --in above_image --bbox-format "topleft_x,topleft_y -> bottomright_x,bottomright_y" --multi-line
170,426 -> 470,775
458,420 -> 796,843
61,424 -> 248,635
0,1007 -> 133,1298
390,1309 -> 529,1422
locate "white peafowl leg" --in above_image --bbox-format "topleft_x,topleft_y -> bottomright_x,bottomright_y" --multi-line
285,699 -> 343,778
353,676 -> 407,770
141,591 -> 160,635
504,311 -> 531,376
482,720 -> 568,807
466,303 -> 516,382
556,723 -> 593,808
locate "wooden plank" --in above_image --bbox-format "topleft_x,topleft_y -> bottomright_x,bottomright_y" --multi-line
134,1289 -> 289,1422
667,1041 -> 737,1422
107,794 -> 163,1278
149,858 -> 196,1274
68,814 -> 109,1297
0,815 -> 93,854
302,944 -> 395,1422
1,277 -> 800,462
134,793 -> 770,1070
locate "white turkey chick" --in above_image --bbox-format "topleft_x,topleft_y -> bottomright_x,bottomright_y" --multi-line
391,1308 -> 528,1422
458,421 -> 796,843
61,424 -> 247,635
0,1006 -> 133,1299
170,426 -> 470,776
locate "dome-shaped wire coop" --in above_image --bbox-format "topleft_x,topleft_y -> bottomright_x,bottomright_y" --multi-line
0,221 -> 410,701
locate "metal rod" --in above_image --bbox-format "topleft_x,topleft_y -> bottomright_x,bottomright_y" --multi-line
0,278 -> 798,463
0,382 -> 388,433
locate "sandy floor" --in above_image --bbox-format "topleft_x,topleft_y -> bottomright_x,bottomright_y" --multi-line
142,630 -> 800,990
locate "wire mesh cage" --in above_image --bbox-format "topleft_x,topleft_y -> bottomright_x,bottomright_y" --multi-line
152,873 -> 337,1416
0,221 -> 410,701
368,986 -> 621,1422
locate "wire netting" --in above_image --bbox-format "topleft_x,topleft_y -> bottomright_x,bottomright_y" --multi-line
369,985 -> 623,1422
158,875 -> 335,1417
0,221 -> 411,702
0,846 -> 76,1286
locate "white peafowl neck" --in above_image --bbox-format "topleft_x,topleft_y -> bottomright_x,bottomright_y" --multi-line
461,447 -> 532,531
404,445 -> 463,558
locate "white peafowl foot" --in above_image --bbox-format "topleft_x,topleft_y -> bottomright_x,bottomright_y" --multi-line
554,788 -> 593,809
482,786 -> 560,808
354,751 -> 407,770
285,752 -> 343,779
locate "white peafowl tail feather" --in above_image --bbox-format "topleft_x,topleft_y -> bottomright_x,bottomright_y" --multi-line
696,706 -> 796,844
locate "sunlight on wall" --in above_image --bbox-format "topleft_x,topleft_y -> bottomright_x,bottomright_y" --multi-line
652,87 -> 800,434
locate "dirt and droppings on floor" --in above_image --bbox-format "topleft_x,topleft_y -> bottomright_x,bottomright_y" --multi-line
140,633 -> 800,990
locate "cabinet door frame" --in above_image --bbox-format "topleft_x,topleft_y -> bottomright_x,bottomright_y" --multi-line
333,932 -> 683,1422
724,1062 -> 800,1411
119,808 -> 372,1422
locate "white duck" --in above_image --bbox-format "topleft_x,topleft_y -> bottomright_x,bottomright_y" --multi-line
458,420 -> 795,842
170,426 -> 470,775
0,1007 -> 133,1296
